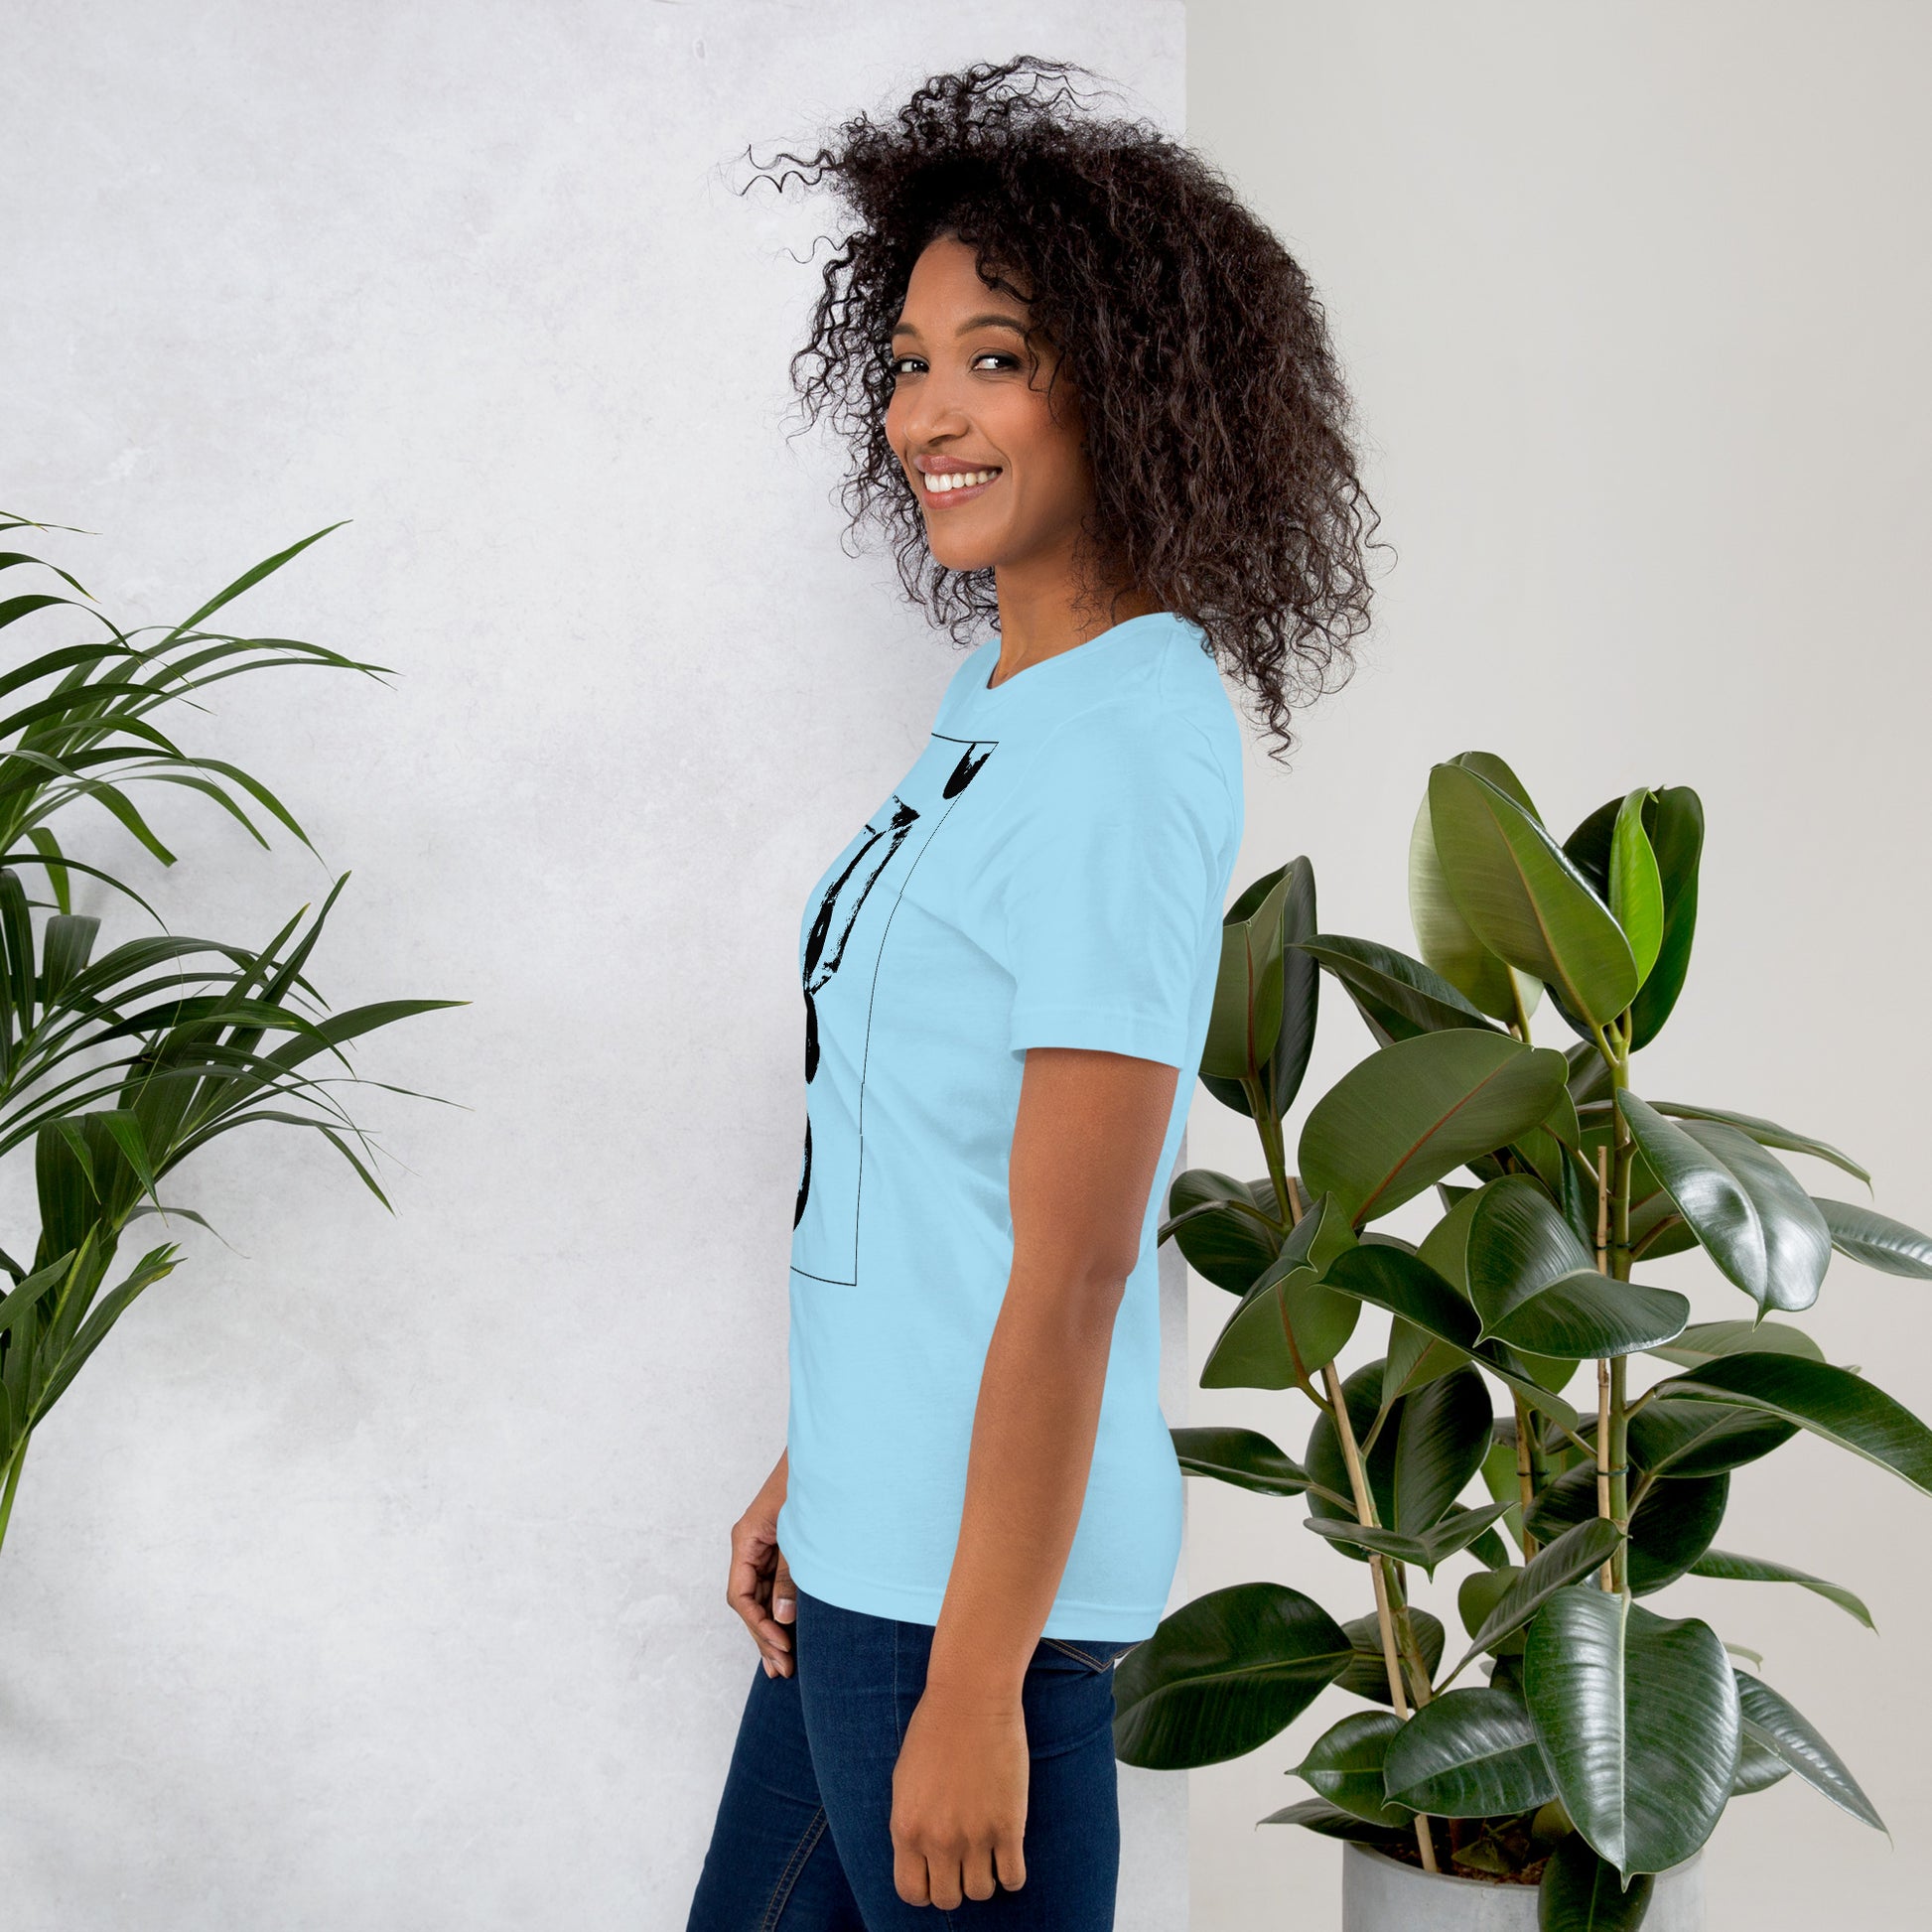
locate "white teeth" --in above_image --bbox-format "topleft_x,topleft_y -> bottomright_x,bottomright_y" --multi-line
927,468 -> 999,492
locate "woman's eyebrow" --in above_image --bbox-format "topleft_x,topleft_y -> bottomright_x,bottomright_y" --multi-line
890,314 -> 1030,340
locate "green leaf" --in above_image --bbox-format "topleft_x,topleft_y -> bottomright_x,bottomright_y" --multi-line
1734,1670 -> 1884,1831
1300,1031 -> 1571,1229
1306,1500 -> 1515,1579
1490,1273 -> 1691,1362
1321,1243 -> 1585,1435
1656,1353 -> 1932,1496
1626,1399 -> 1796,1478
1167,1170 -> 1281,1293
1112,1582 -> 1354,1769
1294,1711 -> 1413,1827
1410,785 -> 1531,1022
1616,1093 -> 1831,1314
1171,1426 -> 1313,1498
1393,1363 -> 1493,1534
1307,1361 -> 1400,1563
1537,1832 -> 1657,1930
1526,1466 -> 1728,1595
1607,788 -> 1664,986
1256,1796 -> 1407,1842
1645,1318 -> 1822,1368
1382,1686 -> 1557,1817
1200,1191 -> 1360,1388
1336,1609 -> 1445,1706
1202,858 -> 1318,1119
1563,787 -> 1704,1052
1731,1728 -> 1794,1797
1293,933 -> 1504,1042
1688,1550 -> 1874,1631
1446,1518 -> 1626,1681
1813,1196 -> 1932,1280
1523,1589 -> 1739,1880
1427,762 -> 1639,1028
1577,1098 -> 1869,1186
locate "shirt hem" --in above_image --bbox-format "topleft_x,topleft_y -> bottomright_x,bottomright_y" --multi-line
781,1544 -> 1169,1643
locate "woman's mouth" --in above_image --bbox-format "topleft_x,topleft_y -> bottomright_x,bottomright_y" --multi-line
920,467 -> 1002,506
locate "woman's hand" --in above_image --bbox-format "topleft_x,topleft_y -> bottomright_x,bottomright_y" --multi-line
727,1448 -> 797,1677
891,1678 -> 1030,1907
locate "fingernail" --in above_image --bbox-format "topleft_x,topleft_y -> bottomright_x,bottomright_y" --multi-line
762,1658 -> 774,1678
775,1598 -> 795,1622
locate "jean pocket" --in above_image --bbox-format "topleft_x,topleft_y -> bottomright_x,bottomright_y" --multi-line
1035,1635 -> 1139,1674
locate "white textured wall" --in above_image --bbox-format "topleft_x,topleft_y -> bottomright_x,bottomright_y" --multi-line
1186,5 -> 1930,1929
0,6 -> 1191,1927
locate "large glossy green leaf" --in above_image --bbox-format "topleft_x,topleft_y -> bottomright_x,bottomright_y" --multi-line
1257,1796 -> 1407,1842
1300,1032 -> 1571,1229
1813,1196 -> 1932,1279
1657,1353 -> 1932,1496
1492,1272 -> 1690,1362
1322,1243 -> 1585,1435
1446,1518 -> 1626,1681
1295,1711 -> 1413,1827
1616,1094 -> 1831,1313
1202,858 -> 1320,1121
1581,1097 -> 1869,1186
1382,1685 -> 1557,1817
1171,1427 -> 1313,1498
1201,1191 -> 1360,1388
1645,1318 -> 1822,1369
1537,1832 -> 1657,1930
1626,1399 -> 1796,1477
1410,785 -> 1529,1022
1113,1582 -> 1354,1768
1203,866 -> 1289,1079
1306,1500 -> 1515,1579
1526,1466 -> 1728,1595
1167,1170 -> 1281,1293
1336,1608 -> 1446,1706
1428,763 -> 1639,1029
1731,1727 -> 1794,1796
1607,788 -> 1664,986
1688,1550 -> 1874,1631
1294,933 -> 1503,1043
1306,1360 -> 1399,1564
1563,786 -> 1704,1052
1523,1589 -> 1739,1880
1734,1670 -> 1884,1831
1393,1363 -> 1493,1534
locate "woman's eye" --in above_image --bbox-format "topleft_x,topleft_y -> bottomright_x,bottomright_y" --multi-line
885,351 -> 1017,377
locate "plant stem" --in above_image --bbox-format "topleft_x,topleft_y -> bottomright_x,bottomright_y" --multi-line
1603,1042 -> 1635,1596
1512,1394 -> 1539,1559
1319,1358 -> 1439,1874
0,1433 -> 27,1561
1593,1146 -> 1614,1591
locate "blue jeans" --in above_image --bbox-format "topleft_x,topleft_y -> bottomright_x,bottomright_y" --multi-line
685,1586 -> 1138,1930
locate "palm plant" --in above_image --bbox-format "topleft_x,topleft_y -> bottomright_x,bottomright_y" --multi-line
0,511 -> 461,1559
1114,751 -> 1932,1928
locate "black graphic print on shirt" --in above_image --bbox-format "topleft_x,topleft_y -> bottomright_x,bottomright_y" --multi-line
791,731 -> 996,1286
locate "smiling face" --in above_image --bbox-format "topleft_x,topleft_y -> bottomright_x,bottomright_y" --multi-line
884,232 -> 1097,583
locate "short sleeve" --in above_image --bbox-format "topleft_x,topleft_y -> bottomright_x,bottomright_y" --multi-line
994,707 -> 1234,1068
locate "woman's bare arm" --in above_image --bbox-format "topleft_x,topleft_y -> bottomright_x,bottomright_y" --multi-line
888,1044 -> 1179,1908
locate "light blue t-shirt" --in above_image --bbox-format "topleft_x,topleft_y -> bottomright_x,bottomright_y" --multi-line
775,611 -> 1245,1640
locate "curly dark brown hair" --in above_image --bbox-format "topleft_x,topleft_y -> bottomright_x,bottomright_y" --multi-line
743,55 -> 1385,762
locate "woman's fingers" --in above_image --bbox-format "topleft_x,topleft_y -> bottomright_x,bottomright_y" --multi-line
994,1829 -> 1026,1894
726,1521 -> 793,1675
772,1550 -> 796,1627
962,1841 -> 1002,1903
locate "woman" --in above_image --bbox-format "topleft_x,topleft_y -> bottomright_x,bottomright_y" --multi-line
688,56 -> 1377,1931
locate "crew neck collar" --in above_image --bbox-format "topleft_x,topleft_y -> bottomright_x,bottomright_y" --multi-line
977,611 -> 1175,697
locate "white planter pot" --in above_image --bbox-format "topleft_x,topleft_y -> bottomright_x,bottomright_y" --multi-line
1341,1841 -> 1704,1931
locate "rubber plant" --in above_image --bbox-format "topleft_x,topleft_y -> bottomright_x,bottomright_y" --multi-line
0,511 -> 461,1561
1114,750 -> 1931,1928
